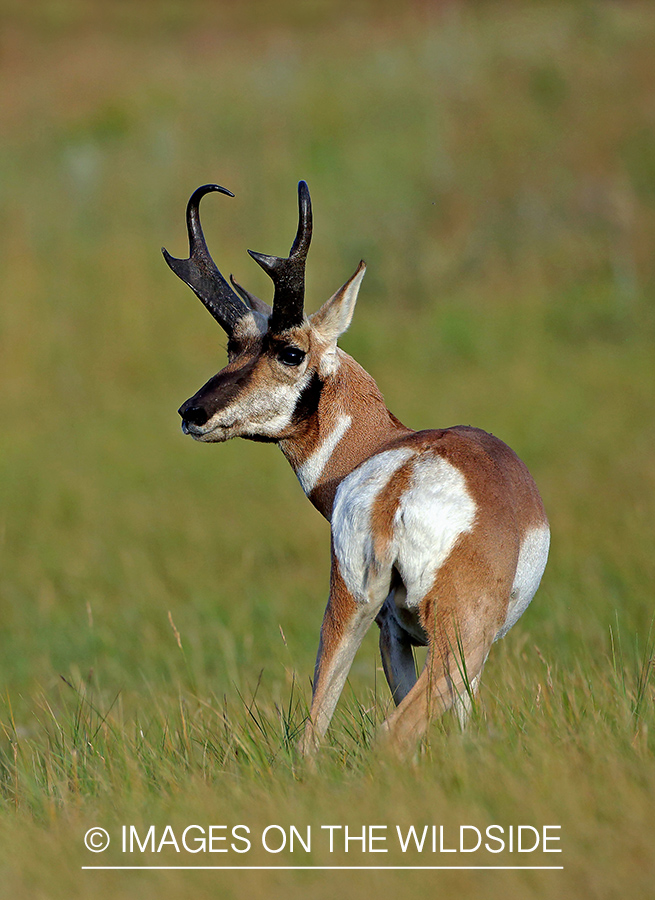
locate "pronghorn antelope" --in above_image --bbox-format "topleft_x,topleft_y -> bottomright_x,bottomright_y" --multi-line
164,181 -> 549,753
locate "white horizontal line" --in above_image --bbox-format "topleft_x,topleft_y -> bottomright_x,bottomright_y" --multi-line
82,866 -> 564,871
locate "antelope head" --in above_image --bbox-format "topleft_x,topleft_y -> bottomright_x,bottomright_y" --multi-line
164,182 -> 366,443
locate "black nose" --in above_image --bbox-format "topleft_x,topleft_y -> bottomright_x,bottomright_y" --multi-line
180,405 -> 210,427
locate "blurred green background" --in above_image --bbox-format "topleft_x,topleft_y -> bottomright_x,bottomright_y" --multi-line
0,1 -> 654,898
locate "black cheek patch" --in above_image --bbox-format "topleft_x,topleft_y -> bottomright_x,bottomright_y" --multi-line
243,434 -> 278,444
292,370 -> 323,423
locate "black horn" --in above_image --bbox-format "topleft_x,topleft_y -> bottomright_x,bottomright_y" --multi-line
163,184 -> 250,334
248,180 -> 312,333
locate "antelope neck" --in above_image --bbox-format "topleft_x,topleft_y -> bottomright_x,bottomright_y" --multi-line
278,353 -> 411,520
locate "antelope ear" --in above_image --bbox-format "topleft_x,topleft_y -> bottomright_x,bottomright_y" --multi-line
310,261 -> 366,344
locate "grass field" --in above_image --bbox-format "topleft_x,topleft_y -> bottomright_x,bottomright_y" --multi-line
1,1 -> 655,897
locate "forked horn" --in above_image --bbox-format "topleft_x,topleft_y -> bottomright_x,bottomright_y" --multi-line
248,180 -> 312,333
162,184 -> 250,334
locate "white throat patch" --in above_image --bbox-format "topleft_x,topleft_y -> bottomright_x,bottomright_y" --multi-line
295,414 -> 352,495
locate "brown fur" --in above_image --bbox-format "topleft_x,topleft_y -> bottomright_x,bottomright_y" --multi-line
174,198 -> 548,755
302,555 -> 365,753
304,423 -> 547,752
281,351 -> 411,518
370,460 -> 414,565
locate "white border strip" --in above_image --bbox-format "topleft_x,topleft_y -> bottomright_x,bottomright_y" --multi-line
83,865 -> 563,871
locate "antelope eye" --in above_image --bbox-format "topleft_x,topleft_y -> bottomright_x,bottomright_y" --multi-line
278,346 -> 306,367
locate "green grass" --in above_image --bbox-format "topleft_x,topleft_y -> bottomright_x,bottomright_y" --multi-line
1,1 -> 655,897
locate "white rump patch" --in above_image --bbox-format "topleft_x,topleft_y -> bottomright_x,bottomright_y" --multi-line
496,524 -> 550,640
393,455 -> 477,607
332,450 -> 477,607
332,448 -> 416,603
296,414 -> 352,495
